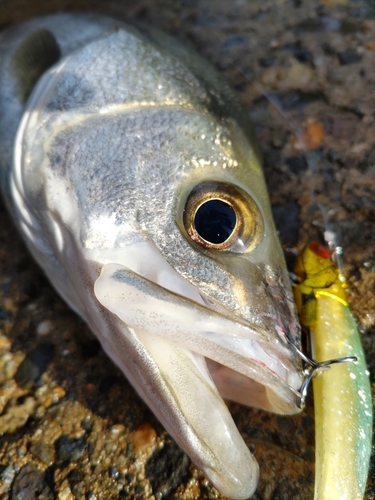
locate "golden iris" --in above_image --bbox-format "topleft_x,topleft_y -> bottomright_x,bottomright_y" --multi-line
183,181 -> 263,252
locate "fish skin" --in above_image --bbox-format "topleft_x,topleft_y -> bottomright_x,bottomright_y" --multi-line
0,14 -> 303,499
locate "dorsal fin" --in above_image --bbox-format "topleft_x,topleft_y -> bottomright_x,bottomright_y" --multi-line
10,28 -> 61,104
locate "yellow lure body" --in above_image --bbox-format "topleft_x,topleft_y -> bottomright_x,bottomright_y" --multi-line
294,242 -> 373,500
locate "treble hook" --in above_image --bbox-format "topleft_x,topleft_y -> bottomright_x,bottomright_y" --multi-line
286,334 -> 357,409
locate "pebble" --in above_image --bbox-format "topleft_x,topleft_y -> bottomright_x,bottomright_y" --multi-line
131,423 -> 157,454
365,39 -> 375,50
337,50 -> 362,65
285,156 -> 308,174
109,465 -> 120,479
0,396 -> 36,434
55,435 -> 87,463
259,56 -> 277,68
297,120 -> 325,150
0,308 -> 11,320
57,486 -> 74,500
0,465 -> 15,494
81,415 -> 93,432
11,463 -> 54,500
15,343 -> 55,388
36,319 -> 52,335
145,439 -> 190,498
30,440 -> 56,465
282,42 -> 314,63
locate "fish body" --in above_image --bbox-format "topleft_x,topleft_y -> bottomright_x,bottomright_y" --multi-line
294,242 -> 372,499
0,14 -> 303,499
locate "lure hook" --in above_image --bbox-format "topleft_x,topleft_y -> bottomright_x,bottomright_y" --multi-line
286,334 -> 357,409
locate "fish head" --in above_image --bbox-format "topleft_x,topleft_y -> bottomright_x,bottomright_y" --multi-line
59,104 -> 303,412
6,18 -> 304,500
26,105 -> 302,500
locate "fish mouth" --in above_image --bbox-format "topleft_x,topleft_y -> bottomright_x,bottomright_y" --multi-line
91,239 -> 303,414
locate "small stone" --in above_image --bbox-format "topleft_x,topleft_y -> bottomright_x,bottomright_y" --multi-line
71,480 -> 85,497
15,343 -> 55,388
3,298 -> 14,310
283,42 -> 314,63
68,469 -> 83,482
337,50 -> 362,65
0,356 -> 17,386
135,484 -> 143,494
125,473 -> 134,484
110,424 -> 124,436
0,465 -> 15,494
109,465 -> 119,479
259,56 -> 277,68
366,39 -> 375,50
11,463 -> 54,500
294,120 -> 325,150
36,320 -> 52,335
0,308 -> 11,320
17,445 -> 27,458
131,423 -> 157,454
0,396 -> 36,434
146,439 -> 190,498
55,435 -> 87,463
222,35 -> 245,48
285,156 -> 308,174
1,464 -> 15,483
57,486 -> 74,500
81,415 -> 93,432
30,440 -> 55,465
51,385 -> 66,403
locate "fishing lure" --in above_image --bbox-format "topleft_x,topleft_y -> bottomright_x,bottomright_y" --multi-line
293,241 -> 373,499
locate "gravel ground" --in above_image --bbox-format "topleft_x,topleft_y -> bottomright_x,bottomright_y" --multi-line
0,1 -> 374,499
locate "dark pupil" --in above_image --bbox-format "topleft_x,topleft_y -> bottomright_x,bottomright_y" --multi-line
194,199 -> 236,244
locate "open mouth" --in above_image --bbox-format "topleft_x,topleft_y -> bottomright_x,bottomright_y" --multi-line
92,240 -> 303,414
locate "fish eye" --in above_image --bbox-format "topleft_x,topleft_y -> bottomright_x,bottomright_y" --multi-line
183,182 -> 263,252
194,199 -> 236,244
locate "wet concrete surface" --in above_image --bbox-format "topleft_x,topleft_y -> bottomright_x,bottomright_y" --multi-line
0,0 -> 374,499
